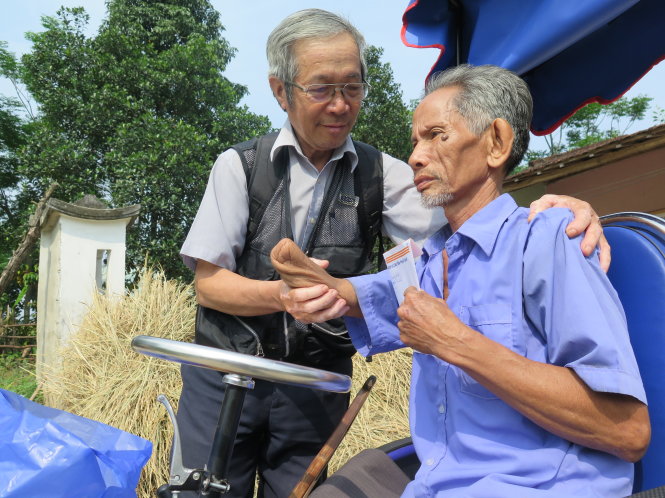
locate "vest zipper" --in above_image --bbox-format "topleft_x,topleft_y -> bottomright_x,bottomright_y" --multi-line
311,322 -> 349,337
303,158 -> 347,255
282,313 -> 290,359
231,315 -> 265,357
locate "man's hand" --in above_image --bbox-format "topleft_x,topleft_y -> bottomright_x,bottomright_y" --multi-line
528,194 -> 610,272
271,238 -> 362,319
279,283 -> 349,324
397,287 -> 472,362
277,257 -> 348,323
271,238 -> 338,288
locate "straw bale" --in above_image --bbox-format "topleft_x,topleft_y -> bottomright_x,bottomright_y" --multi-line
329,349 -> 412,473
42,268 -> 196,498
42,268 -> 412,496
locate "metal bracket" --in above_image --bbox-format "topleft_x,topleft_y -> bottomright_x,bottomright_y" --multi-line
157,394 -> 199,488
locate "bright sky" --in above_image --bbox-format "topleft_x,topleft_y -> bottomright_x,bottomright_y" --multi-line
2,1 -> 664,143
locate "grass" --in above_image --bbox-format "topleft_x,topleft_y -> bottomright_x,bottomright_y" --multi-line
0,353 -> 40,402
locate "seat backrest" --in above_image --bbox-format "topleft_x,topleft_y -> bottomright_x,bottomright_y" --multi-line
601,212 -> 665,493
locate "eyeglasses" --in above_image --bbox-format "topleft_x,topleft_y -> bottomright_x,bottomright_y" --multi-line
286,81 -> 370,103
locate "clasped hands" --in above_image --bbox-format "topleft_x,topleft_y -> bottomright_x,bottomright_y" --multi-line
271,238 -> 349,323
271,238 -> 467,357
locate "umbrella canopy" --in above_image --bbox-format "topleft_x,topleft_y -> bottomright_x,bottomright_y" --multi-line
402,0 -> 665,135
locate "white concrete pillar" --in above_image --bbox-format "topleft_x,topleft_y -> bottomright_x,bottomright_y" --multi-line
36,196 -> 140,381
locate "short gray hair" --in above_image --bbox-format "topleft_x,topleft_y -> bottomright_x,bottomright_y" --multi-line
267,9 -> 367,104
424,64 -> 532,174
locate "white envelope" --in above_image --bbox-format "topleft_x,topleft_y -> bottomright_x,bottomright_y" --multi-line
383,239 -> 422,304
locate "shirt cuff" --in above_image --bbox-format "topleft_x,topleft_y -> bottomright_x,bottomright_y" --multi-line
344,272 -> 403,356
572,365 -> 648,405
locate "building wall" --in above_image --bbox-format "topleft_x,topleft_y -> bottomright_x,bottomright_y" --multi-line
508,184 -> 546,208
545,147 -> 665,217
506,146 -> 665,218
36,225 -> 61,379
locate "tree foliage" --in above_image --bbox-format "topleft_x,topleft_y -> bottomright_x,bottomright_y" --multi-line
353,46 -> 413,162
1,43 -> 35,291
2,0 -> 271,281
0,96 -> 25,229
651,104 -> 665,125
525,96 -> 653,163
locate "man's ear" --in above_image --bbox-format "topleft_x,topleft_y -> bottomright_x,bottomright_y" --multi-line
486,118 -> 514,170
269,76 -> 289,112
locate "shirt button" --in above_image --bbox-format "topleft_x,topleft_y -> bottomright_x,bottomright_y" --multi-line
425,458 -> 434,466
309,217 -> 316,224
438,404 -> 446,414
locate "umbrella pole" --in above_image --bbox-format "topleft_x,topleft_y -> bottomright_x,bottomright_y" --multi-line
450,0 -> 462,66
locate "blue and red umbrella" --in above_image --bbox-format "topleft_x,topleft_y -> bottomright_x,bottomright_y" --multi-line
402,0 -> 665,135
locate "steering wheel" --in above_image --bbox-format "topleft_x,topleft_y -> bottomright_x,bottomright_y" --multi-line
131,335 -> 351,393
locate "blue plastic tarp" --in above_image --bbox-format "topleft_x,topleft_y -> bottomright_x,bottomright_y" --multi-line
0,388 -> 152,497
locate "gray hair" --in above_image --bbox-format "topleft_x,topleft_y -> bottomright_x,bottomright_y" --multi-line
424,64 -> 533,174
266,9 -> 367,104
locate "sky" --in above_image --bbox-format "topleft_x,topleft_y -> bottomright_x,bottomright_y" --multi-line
2,1 -> 664,149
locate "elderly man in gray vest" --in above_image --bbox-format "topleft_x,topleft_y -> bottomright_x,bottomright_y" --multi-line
176,9 -> 610,497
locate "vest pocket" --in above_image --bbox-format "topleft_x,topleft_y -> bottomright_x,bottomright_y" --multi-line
324,200 -> 363,246
194,305 -> 263,356
457,303 -> 513,399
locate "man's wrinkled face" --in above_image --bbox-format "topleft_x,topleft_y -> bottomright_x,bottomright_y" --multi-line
409,87 -> 489,209
270,33 -> 363,166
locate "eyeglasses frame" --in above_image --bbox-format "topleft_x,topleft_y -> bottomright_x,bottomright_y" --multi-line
285,81 -> 371,103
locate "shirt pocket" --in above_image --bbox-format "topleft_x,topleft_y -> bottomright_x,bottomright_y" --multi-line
457,303 -> 513,399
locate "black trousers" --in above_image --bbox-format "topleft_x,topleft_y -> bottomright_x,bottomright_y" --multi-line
175,358 -> 352,497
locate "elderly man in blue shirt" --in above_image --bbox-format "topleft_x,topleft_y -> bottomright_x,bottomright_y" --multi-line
271,64 -> 651,497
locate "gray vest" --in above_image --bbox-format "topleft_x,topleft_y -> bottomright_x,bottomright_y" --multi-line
195,133 -> 383,367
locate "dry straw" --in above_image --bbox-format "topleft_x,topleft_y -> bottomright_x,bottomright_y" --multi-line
42,268 -> 411,497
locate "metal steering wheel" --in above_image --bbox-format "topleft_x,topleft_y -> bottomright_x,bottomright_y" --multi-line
131,335 -> 351,393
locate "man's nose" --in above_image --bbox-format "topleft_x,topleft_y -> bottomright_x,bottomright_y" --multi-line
408,143 -> 427,170
326,89 -> 350,112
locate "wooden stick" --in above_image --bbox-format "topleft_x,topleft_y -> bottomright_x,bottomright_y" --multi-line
30,381 -> 43,401
289,375 -> 377,498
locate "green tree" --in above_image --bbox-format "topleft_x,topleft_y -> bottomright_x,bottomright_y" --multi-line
525,96 -> 652,163
0,94 -> 37,313
0,97 -> 23,304
10,1 -> 271,281
352,46 -> 413,162
652,105 -> 665,125
0,97 -> 24,233
1,43 -> 36,289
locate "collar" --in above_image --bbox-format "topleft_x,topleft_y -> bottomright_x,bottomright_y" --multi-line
271,120 -> 359,172
423,194 -> 519,258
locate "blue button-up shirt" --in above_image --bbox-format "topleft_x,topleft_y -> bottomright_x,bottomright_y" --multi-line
346,194 -> 646,497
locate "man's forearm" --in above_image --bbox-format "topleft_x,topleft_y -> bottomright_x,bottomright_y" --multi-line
455,332 -> 651,462
330,278 -> 362,318
195,261 -> 284,316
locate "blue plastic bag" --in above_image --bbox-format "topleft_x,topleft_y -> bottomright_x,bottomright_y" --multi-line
0,388 -> 152,497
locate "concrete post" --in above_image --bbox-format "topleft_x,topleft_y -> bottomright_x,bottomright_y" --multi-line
35,195 -> 140,382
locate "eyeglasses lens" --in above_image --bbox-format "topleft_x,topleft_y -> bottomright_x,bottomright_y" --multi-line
305,83 -> 367,102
